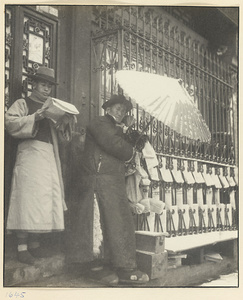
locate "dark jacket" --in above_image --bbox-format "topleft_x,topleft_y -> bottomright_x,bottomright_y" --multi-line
82,114 -> 133,175
67,115 -> 136,268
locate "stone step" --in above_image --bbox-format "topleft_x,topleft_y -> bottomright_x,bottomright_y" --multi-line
4,253 -> 65,287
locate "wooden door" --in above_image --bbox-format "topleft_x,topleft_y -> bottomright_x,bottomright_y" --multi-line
4,5 -> 58,225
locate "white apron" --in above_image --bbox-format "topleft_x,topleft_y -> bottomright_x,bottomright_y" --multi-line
7,139 -> 65,231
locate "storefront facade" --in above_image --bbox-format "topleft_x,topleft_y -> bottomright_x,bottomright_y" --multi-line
4,5 -> 238,257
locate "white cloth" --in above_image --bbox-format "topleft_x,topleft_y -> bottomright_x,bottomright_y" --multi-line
148,167 -> 160,181
192,161 -> 205,184
126,148 -> 165,215
211,168 -> 222,189
159,157 -> 173,183
218,168 -> 230,188
202,164 -> 213,186
149,198 -> 165,214
171,159 -> 184,183
126,152 -> 151,204
135,152 -> 150,179
142,141 -> 158,170
226,167 -> 236,186
126,170 -> 144,204
182,161 -> 195,184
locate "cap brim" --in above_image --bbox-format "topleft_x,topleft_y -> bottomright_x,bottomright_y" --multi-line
102,99 -> 132,112
28,74 -> 58,85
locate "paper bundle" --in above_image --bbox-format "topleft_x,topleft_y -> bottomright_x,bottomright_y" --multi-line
149,198 -> 165,214
42,97 -> 79,123
139,198 -> 151,213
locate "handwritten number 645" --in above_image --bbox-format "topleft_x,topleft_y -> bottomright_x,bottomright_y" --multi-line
6,292 -> 26,298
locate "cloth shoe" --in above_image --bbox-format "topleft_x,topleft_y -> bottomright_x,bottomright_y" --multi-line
87,266 -> 119,286
117,268 -> 149,285
17,250 -> 35,265
29,247 -> 53,258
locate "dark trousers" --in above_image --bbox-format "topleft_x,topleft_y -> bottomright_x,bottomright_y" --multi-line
66,174 -> 137,270
96,176 -> 137,269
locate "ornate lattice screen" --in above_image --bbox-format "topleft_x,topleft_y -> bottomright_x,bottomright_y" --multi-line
91,6 -> 236,165
5,6 -> 57,105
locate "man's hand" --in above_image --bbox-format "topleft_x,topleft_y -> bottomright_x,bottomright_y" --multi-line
55,113 -> 75,130
123,115 -> 136,128
35,108 -> 47,121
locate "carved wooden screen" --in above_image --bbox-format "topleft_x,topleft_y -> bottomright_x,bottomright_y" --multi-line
5,6 -> 13,112
5,6 -> 58,107
22,9 -> 57,98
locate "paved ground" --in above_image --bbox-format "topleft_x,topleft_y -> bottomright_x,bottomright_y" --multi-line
9,271 -> 239,290
13,272 -> 239,288
4,234 -> 238,288
199,272 -> 238,287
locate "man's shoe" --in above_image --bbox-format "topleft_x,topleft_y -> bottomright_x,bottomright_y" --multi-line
17,250 -> 35,265
29,247 -> 53,258
117,268 -> 149,285
87,266 -> 119,286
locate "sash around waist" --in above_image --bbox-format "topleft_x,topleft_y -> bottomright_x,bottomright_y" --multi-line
18,139 -> 54,152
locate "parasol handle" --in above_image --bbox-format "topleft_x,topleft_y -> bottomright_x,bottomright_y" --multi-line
134,117 -> 154,148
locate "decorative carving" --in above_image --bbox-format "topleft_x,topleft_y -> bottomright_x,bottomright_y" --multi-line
23,38 -> 28,50
45,46 -> 51,60
5,49 -> 10,62
6,33 -> 13,47
33,63 -> 39,70
6,11 -> 11,27
124,60 -> 136,70
5,92 -> 10,112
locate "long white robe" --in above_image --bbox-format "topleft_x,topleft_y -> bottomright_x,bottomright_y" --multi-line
5,98 -> 67,231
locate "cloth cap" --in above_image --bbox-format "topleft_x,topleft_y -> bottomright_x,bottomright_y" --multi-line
28,66 -> 58,85
102,94 -> 132,112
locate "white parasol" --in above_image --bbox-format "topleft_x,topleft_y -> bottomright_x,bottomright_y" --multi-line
116,70 -> 211,142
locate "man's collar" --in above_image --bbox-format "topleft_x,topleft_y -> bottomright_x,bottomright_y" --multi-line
106,113 -> 120,124
105,114 -> 129,133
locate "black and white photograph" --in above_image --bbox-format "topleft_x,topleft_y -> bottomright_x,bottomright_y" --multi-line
1,0 -> 241,298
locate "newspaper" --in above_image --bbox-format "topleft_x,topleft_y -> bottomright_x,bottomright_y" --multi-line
42,97 -> 79,123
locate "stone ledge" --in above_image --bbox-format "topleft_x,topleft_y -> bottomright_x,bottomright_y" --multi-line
4,254 -> 65,287
165,230 -> 238,253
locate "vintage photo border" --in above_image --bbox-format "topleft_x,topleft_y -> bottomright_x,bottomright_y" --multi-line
0,0 -> 242,299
